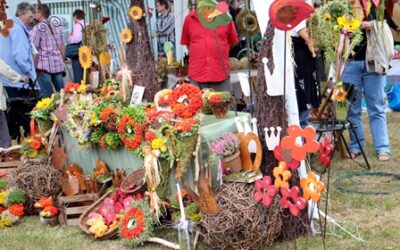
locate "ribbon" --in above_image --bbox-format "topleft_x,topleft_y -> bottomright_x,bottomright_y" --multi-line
335,33 -> 346,80
217,159 -> 223,186
143,146 -> 162,220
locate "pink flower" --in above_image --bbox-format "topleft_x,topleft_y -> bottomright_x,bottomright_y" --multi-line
280,186 -> 307,217
253,176 -> 278,206
319,136 -> 334,168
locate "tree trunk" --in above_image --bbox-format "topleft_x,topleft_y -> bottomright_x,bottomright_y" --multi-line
126,1 -> 160,101
254,22 -> 287,176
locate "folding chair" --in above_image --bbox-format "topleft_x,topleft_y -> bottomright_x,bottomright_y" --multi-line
309,83 -> 371,171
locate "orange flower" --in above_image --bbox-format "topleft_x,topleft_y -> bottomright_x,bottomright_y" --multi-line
8,204 -> 25,217
120,206 -> 145,239
300,171 -> 325,202
29,139 -> 42,150
281,125 -> 319,161
100,107 -> 116,122
273,162 -> 292,188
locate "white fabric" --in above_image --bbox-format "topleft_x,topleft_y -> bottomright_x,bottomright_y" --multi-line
0,59 -> 21,110
366,20 -> 394,74
291,20 -> 307,37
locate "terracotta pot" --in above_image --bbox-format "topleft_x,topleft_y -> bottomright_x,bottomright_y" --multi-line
223,151 -> 243,172
210,102 -> 229,119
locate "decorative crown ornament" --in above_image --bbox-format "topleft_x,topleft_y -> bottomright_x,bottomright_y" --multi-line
264,126 -> 282,151
262,57 -> 284,96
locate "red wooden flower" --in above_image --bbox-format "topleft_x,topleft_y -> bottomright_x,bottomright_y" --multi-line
273,162 -> 292,188
269,0 -> 314,31
318,136 -> 334,168
280,186 -> 307,217
273,145 -> 300,170
300,171 -> 325,202
281,125 -> 319,161
253,176 -> 278,206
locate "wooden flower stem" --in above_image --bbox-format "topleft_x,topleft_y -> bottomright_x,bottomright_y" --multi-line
147,237 -> 180,249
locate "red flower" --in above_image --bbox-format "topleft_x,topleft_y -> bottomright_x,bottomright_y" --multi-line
144,131 -> 156,142
99,135 -> 107,149
318,136 -> 334,168
64,82 -> 80,93
0,206 -> 4,214
280,186 -> 307,217
8,204 -> 25,217
100,107 -> 116,123
168,83 -> 202,118
42,205 -> 59,217
208,94 -> 222,104
29,139 -> 42,150
120,206 -> 145,240
281,125 -> 319,161
273,145 -> 300,170
175,118 -> 196,133
253,176 -> 278,206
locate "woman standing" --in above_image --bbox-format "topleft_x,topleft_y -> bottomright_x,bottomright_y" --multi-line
67,9 -> 85,83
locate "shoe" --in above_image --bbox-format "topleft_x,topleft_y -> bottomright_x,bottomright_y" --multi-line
378,152 -> 390,162
347,151 -> 361,159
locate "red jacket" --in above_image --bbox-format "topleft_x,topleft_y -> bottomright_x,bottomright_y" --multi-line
181,10 -> 239,83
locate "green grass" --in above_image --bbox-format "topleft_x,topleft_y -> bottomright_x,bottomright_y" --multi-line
1,113 -> 400,250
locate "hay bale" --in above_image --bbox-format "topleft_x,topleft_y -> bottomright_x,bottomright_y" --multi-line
201,183 -> 282,250
8,160 -> 62,214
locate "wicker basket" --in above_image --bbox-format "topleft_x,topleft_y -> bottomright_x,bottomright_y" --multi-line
78,191 -> 118,240
120,168 -> 146,194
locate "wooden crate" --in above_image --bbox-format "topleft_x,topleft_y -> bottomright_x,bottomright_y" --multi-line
0,161 -> 22,179
58,193 -> 98,226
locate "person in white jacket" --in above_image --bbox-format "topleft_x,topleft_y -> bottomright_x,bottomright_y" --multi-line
0,59 -> 29,148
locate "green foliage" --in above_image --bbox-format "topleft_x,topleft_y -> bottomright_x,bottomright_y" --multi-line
120,105 -> 146,124
0,179 -> 7,191
6,188 -> 26,206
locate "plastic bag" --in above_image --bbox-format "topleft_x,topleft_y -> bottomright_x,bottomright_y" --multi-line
387,83 -> 400,111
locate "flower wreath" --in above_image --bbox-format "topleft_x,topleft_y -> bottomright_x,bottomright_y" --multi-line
118,115 -> 144,150
120,200 -> 153,247
168,83 -> 202,119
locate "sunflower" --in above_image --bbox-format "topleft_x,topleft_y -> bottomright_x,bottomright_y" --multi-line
79,46 -> 92,69
129,6 -> 144,21
120,28 -> 133,43
337,16 -> 361,31
99,52 -> 111,65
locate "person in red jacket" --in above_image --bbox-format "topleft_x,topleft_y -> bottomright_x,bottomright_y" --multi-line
181,6 -> 239,91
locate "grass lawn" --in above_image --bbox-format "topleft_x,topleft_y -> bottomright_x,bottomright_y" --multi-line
0,112 -> 399,250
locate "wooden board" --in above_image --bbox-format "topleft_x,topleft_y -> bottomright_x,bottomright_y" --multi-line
58,193 -> 98,227
0,161 -> 22,178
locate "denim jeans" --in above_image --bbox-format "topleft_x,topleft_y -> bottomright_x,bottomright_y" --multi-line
299,109 -> 310,129
341,60 -> 391,154
37,72 -> 65,98
71,59 -> 83,83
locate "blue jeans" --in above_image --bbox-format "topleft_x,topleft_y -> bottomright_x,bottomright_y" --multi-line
342,61 -> 391,154
71,59 -> 83,83
299,109 -> 310,129
37,72 -> 65,98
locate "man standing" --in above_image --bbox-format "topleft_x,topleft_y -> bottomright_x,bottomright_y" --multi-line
181,1 -> 239,91
156,0 -> 175,57
30,4 -> 65,98
0,2 -> 36,98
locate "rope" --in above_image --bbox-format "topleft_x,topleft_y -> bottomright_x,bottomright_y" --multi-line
333,171 -> 400,195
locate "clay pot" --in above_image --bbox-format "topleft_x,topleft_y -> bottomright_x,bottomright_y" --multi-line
223,151 -> 243,172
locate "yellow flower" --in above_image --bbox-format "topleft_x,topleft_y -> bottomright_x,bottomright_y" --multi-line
77,84 -> 87,93
129,6 -> 144,21
323,12 -> 331,21
120,28 -> 133,43
27,150 -> 39,158
0,217 -> 13,228
91,113 -> 98,125
79,46 -> 93,69
151,138 -> 165,150
99,52 -> 111,65
331,83 -> 347,102
36,98 -> 52,109
0,191 -> 8,205
337,16 -> 361,31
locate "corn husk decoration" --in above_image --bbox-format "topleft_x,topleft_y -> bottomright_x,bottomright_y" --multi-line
143,146 -> 162,220
116,43 -> 132,101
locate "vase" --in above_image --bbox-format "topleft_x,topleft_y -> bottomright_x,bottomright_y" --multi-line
40,215 -> 59,226
37,119 -> 53,133
223,151 -> 243,172
210,102 -> 229,119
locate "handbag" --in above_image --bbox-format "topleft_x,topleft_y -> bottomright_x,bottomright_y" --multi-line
65,41 -> 82,59
387,83 -> 400,111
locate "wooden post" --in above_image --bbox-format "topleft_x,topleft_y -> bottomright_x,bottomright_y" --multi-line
126,0 -> 160,101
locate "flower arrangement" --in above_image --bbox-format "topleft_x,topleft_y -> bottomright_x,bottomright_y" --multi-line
331,82 -> 347,102
210,132 -> 241,158
21,136 -> 48,158
0,188 -> 26,228
30,94 -> 59,120
168,83 -> 203,119
207,91 -> 232,104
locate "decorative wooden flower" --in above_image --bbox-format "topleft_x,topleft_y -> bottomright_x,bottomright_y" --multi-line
253,176 -> 278,206
99,52 -> 111,65
269,0 -> 314,31
0,0 -> 13,37
319,136 -> 334,168
120,28 -> 133,43
79,46 -> 92,69
273,145 -> 300,170
281,125 -> 319,161
273,162 -> 291,188
280,186 -> 307,217
300,171 -> 325,202
129,6 -> 144,21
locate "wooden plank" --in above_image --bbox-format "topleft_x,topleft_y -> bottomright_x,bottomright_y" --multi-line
58,193 -> 98,203
0,161 -> 21,168
65,205 -> 91,215
66,218 -> 80,226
